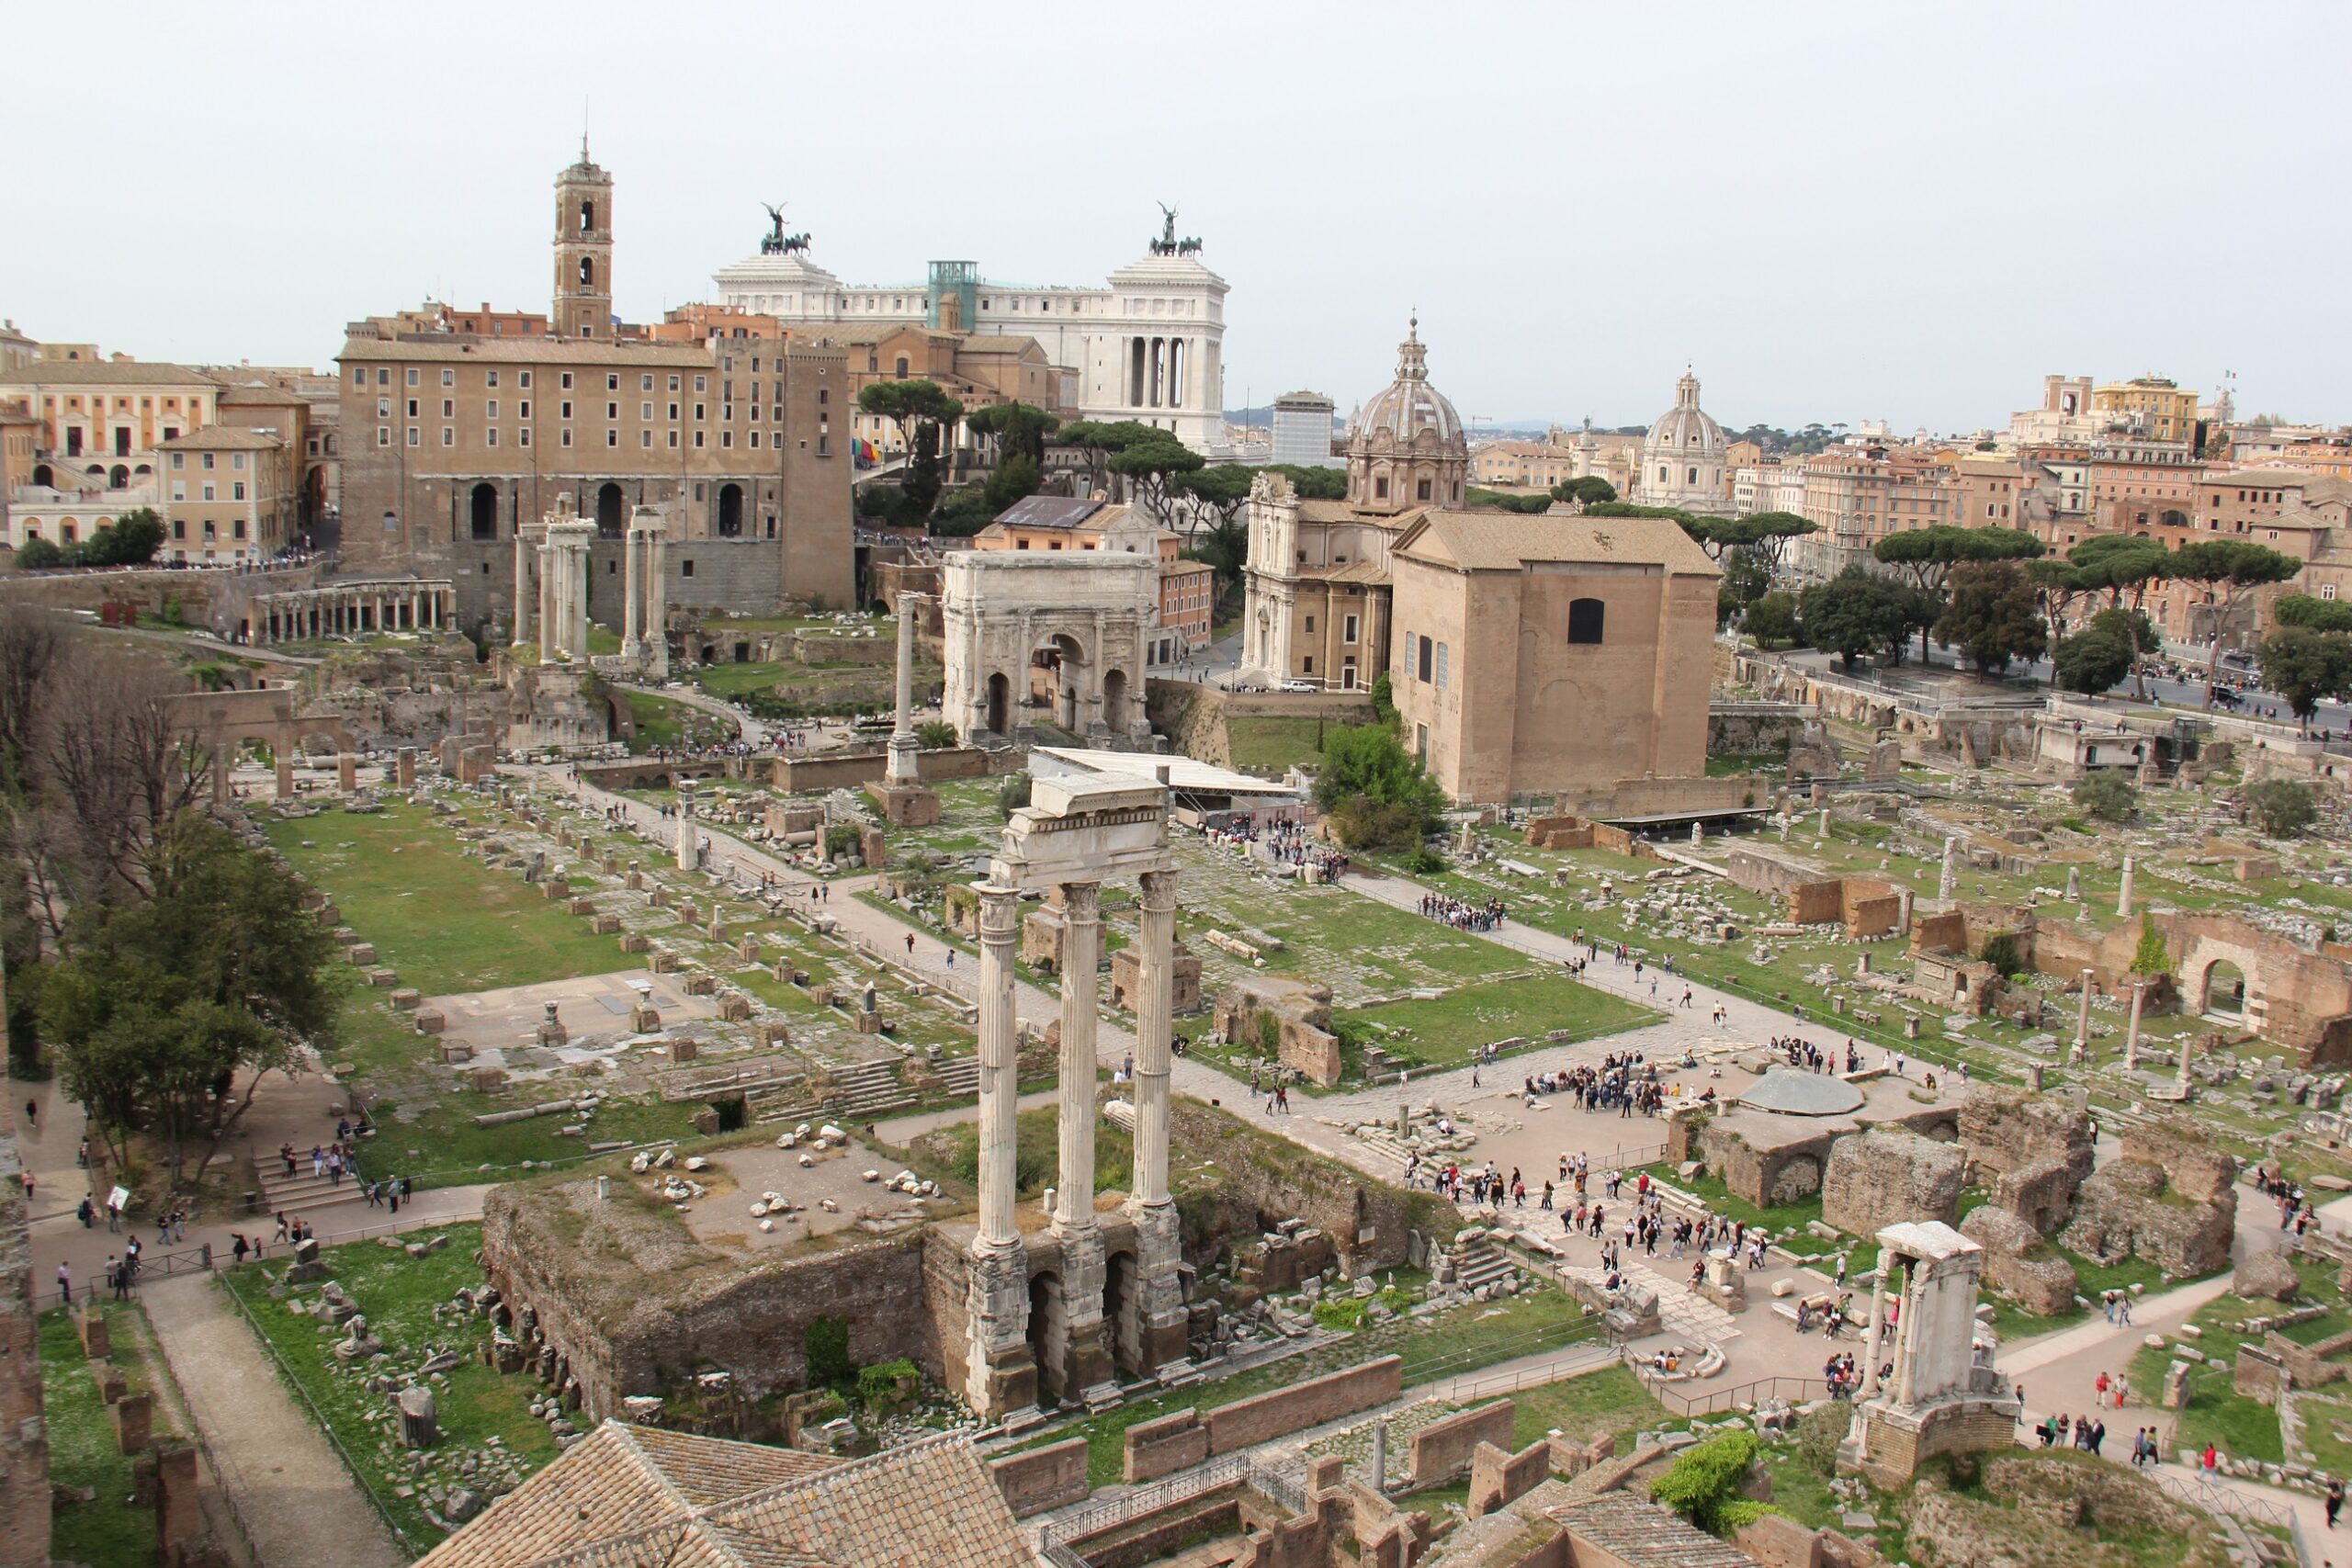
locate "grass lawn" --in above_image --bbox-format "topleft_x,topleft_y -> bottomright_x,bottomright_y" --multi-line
220,1223 -> 559,1551
40,1303 -> 169,1568
1501,1360 -> 1668,1449
265,804 -> 627,994
625,691 -> 736,751
1031,1284 -> 1608,1486
2119,1258 -> 2351,1467
1224,716 -> 1333,776
1337,974 -> 1656,1074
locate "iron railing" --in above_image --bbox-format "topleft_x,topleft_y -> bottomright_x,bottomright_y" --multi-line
1637,1371 -> 1827,1416
1038,1455 -> 1305,1558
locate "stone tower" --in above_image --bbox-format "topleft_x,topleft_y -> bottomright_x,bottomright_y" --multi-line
553,140 -> 614,339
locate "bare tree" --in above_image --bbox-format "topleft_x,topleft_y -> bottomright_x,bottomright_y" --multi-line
0,603 -> 62,795
32,644 -> 206,906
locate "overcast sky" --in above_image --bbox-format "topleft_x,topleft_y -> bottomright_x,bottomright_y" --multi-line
6,0 -> 2345,435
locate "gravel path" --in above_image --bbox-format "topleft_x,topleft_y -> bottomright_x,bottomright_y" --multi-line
141,1274 -> 409,1568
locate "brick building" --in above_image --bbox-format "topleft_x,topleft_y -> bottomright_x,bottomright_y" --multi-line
334,141 -> 854,628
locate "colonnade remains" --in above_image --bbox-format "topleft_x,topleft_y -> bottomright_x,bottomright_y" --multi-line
247,580 -> 456,645
965,769 -> 1190,1421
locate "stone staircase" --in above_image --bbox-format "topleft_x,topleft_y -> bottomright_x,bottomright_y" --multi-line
250,1155 -> 372,1219
1442,1230 -> 1520,1298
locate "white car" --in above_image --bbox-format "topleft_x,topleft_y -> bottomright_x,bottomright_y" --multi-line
1280,680 -> 1317,693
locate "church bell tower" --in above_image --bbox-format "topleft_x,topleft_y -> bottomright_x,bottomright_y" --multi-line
553,141 -> 614,338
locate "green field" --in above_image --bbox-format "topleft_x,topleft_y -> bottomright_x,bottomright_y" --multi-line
39,1304 -> 167,1568
1338,973 -> 1657,1072
220,1224 -> 559,1551
265,804 -> 634,994
1225,716 -> 1334,776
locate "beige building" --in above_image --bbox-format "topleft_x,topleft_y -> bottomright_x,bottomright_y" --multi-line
157,426 -> 298,559
1389,510 -> 1719,804
1469,420 -> 1640,496
335,141 -> 854,626
2095,374 -> 2202,447
1238,320 -> 1467,690
969,495 -> 1215,665
1791,450 -> 1960,581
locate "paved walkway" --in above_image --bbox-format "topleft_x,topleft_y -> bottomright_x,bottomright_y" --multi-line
141,1272 -> 408,1568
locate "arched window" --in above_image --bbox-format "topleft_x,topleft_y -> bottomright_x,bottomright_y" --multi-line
1568,597 -> 1605,645
578,255 -> 595,288
469,482 -> 500,540
580,198 -> 595,233
1688,467 -> 1699,484
1657,465 -> 1668,482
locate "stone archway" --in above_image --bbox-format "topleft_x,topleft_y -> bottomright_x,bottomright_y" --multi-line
1103,1247 -> 1142,1378
594,483 -> 626,539
986,672 -> 1012,739
1027,1269 -> 1065,1407
939,550 -> 1158,748
2201,959 -> 2248,1020
1102,668 -> 1129,734
470,482 -> 501,540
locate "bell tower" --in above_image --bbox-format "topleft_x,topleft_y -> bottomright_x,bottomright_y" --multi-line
553,140 -> 614,339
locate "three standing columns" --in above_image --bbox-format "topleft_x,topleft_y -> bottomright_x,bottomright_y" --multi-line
965,862 -> 1190,1423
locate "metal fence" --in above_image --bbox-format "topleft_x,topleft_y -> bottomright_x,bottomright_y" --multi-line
1038,1455 -> 1306,1559
1429,1340 -> 1619,1404
1638,1371 -> 1827,1417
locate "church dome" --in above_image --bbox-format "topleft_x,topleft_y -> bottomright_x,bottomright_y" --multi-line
1350,319 -> 1464,453
1645,370 -> 1724,457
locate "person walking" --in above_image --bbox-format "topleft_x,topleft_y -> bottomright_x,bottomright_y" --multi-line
55,1262 -> 70,1307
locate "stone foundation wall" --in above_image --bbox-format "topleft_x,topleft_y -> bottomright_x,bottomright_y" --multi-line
1204,1356 -> 1402,1454
1407,1399 -> 1515,1484
1821,1128 -> 1962,1237
1466,1438 -> 1553,1519
990,1438 -> 1091,1517
768,746 -> 996,795
1168,1100 -> 1430,1272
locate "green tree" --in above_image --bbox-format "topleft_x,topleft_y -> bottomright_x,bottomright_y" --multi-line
1717,548 -> 1771,626
2067,536 -> 2174,695
1264,463 -> 1347,501
2165,540 -> 2301,701
1651,1430 -> 1773,1537
2273,592 -> 2352,635
962,400 -> 1059,465
1170,463 -> 1254,546
2245,777 -> 2318,837
85,507 -> 165,568
981,452 -> 1041,513
1109,433 -> 1204,522
1548,475 -> 1617,507
38,813 -> 340,1181
1314,724 -> 1445,848
2072,769 -> 2139,822
1872,525 -> 2045,660
1798,567 -> 1934,669
1369,671 -> 1397,727
1933,558 -> 2047,675
2130,914 -> 2171,976
915,719 -> 958,749
857,379 -> 965,523
14,538 -> 65,570
2256,625 -> 2352,733
995,771 -> 1033,819
1742,592 -> 1800,647
2051,616 -> 2135,696
1060,420 -> 1161,496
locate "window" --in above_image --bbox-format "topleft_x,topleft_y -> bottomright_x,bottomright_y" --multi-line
695,376 -> 707,393
695,402 -> 706,422
519,372 -> 532,389
1417,636 -> 1433,682
560,429 -> 572,448
606,402 -> 618,420
201,453 -> 215,470
201,483 -> 214,501
1375,476 -> 1389,500
170,453 -> 185,470
641,375 -> 653,391
668,375 -> 681,392
2324,585 -> 2338,601
488,429 -> 499,446
681,559 -> 694,578
171,482 -> 186,500
519,428 -> 531,447
1303,656 -> 1314,674
1434,642 -> 1449,688
486,370 -> 500,388
606,374 -> 619,391
406,368 -> 419,387
560,400 -> 572,420
441,369 -> 455,387
407,399 -> 419,418
606,430 -> 616,447
441,399 -> 454,418
517,400 -> 529,419
1344,614 -> 1360,643
377,426 -> 389,446
351,367 -> 366,386
1305,615 -> 1315,633
443,428 -> 455,446
560,372 -> 573,389
667,402 -> 679,421
486,400 -> 499,420
377,367 -> 390,386
640,401 -> 653,421
232,481 -> 245,500
1417,478 -> 1432,502
1567,597 -> 1605,645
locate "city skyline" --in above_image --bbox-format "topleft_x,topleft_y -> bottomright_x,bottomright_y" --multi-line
3,0 -> 2346,434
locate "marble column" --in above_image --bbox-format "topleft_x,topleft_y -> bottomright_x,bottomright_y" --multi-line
568,538 -> 591,660
537,539 -> 559,660
2118,854 -> 2135,919
2177,1032 -> 2194,1096
1938,837 -> 1957,901
2125,981 -> 2145,1071
967,883 -> 1037,1418
621,528 -> 643,656
1126,866 -> 1191,1379
1892,1263 -> 1918,1407
1859,1267 -> 1889,1398
676,804 -> 699,872
646,532 -> 667,669
2074,968 -> 2095,1056
1054,882 -> 1116,1405
888,596 -> 923,784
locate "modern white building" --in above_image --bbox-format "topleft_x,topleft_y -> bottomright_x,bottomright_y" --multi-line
711,210 -> 1230,454
1269,389 -> 1339,468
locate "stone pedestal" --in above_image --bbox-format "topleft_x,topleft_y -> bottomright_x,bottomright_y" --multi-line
866,779 -> 943,828
396,748 -> 418,788
338,753 -> 358,793
964,1238 -> 1039,1423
